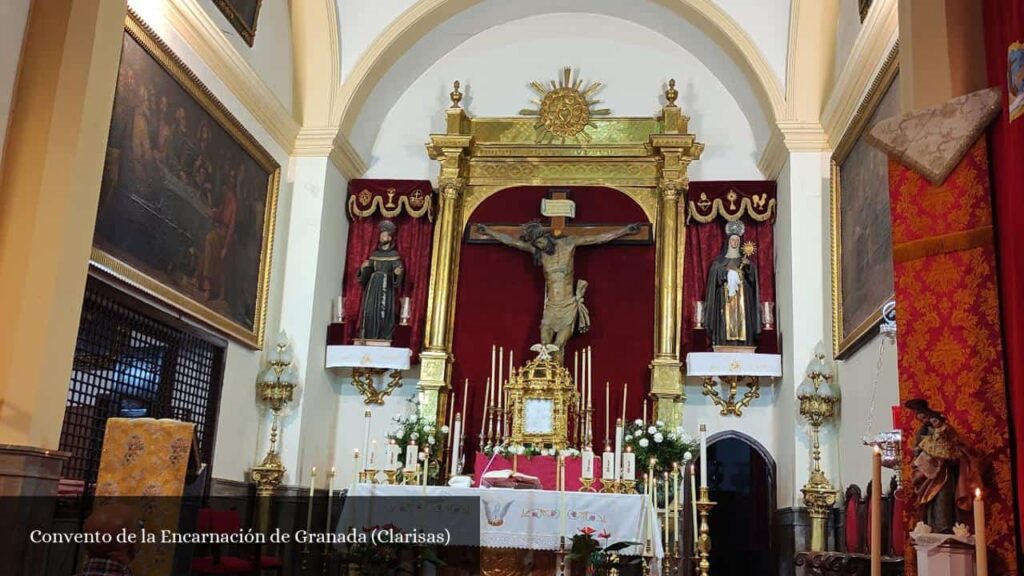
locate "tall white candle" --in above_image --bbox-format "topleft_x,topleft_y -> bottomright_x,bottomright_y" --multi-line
574,351 -> 579,389
690,463 -> 698,547
621,383 -> 628,424
462,378 -> 469,424
870,446 -> 881,576
490,345 -> 496,402
605,382 -> 610,442
975,488 -> 988,576
498,346 -> 504,409
481,377 -> 491,435
362,409 -> 372,472
305,466 -> 316,545
673,464 -> 680,552
614,419 -> 624,481
449,414 -> 463,477
699,424 -> 708,488
558,456 -> 567,537
643,399 -> 648,424
622,446 -> 636,481
369,440 -> 377,468
325,467 -> 336,533
663,472 -> 669,549
422,447 -> 430,486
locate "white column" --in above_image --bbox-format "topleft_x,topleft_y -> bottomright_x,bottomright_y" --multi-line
773,151 -> 832,507
275,156 -> 349,486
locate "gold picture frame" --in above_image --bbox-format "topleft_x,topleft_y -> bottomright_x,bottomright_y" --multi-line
506,357 -> 578,449
830,43 -> 899,358
213,0 -> 263,47
91,11 -> 279,349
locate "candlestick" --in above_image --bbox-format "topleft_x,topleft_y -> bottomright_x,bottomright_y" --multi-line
369,440 -> 377,469
399,296 -> 411,325
362,409 -> 372,472
870,446 -> 881,576
325,467 -> 336,534
352,450 -> 360,488
699,424 -> 708,489
643,398 -> 648,424
975,488 -> 988,576
558,455 -> 567,537
696,486 -> 716,576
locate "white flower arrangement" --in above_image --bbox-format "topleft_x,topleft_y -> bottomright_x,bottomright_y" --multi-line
623,419 -> 699,474
388,397 -> 449,480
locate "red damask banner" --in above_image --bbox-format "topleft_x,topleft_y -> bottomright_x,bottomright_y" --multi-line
889,140 -> 1017,575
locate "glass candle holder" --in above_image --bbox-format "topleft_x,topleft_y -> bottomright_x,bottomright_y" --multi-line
761,302 -> 775,330
693,301 -> 705,330
332,296 -> 345,324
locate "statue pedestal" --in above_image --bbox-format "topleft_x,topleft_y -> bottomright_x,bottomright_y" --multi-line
912,534 -> 976,576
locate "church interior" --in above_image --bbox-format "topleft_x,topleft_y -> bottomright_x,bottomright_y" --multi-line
1,0 -> 1023,575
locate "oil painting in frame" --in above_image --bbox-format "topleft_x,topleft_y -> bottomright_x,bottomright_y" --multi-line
830,45 -> 899,358
92,11 -> 279,348
213,0 -> 262,46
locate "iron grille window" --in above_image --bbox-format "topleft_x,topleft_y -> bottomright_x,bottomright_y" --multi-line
60,276 -> 226,487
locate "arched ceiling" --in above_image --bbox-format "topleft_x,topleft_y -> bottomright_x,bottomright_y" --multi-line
333,0 -> 790,161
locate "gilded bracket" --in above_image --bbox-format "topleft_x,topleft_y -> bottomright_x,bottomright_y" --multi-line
351,367 -> 403,405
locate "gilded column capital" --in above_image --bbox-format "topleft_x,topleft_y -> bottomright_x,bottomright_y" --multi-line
438,178 -> 466,199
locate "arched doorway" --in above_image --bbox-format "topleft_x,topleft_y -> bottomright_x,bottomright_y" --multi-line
705,431 -> 776,576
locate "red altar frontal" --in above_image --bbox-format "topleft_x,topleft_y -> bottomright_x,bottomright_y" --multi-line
472,454 -> 599,491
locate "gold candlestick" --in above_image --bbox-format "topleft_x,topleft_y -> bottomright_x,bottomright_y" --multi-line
384,469 -> 398,485
402,469 -> 418,485
696,486 -> 716,576
579,476 -> 596,492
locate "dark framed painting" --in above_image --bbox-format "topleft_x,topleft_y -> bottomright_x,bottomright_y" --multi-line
830,44 -> 899,358
213,0 -> 262,46
92,11 -> 280,348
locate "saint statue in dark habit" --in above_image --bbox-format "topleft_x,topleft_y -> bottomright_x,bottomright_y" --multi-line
704,220 -> 760,347
358,220 -> 404,341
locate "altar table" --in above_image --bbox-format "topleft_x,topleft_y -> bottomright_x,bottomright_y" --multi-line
472,453 -> 608,491
341,484 -> 664,559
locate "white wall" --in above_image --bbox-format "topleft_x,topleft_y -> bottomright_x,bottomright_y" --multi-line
832,0 -> 864,88
361,12 -> 764,181
713,0 -> 791,90
0,0 -> 31,167
196,0 -> 294,112
834,334 -> 900,491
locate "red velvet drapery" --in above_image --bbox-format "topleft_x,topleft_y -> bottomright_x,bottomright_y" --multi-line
983,0 -> 1024,548
682,182 -> 777,354
451,186 -> 655,464
341,180 -> 434,359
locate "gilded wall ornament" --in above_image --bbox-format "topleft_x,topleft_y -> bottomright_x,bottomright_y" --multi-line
520,67 -> 610,143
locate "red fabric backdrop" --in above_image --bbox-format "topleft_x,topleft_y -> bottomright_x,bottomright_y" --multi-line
341,180 -> 434,360
682,181 -> 777,354
888,141 -> 1017,575
451,186 -> 655,465
983,0 -> 1024,549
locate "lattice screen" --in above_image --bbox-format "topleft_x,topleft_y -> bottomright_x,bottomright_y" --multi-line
59,277 -> 226,487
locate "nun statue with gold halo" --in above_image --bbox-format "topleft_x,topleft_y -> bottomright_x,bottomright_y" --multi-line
704,220 -> 761,348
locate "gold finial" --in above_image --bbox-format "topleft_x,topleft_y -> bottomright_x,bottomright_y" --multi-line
449,80 -> 463,108
665,78 -> 678,106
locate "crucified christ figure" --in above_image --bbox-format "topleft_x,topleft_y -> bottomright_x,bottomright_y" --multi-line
474,221 -> 641,362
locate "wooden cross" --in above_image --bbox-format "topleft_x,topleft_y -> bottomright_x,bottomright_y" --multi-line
466,189 -> 652,244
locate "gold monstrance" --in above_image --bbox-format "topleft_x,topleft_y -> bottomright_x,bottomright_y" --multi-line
506,345 -> 579,449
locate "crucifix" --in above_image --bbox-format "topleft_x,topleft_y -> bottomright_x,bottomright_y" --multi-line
469,190 -> 651,362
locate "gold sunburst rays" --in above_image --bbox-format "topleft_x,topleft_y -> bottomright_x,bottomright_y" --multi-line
519,67 -> 611,144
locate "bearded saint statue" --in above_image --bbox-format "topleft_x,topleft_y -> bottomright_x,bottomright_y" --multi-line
704,220 -> 761,347
358,220 -> 404,341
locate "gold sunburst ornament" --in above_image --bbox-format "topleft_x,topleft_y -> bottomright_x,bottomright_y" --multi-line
519,67 -> 610,143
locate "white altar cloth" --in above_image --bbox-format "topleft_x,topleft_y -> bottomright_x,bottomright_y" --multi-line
325,345 -> 411,370
685,352 -> 782,377
340,484 -> 663,558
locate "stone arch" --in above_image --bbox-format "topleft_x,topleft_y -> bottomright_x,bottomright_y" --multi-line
333,0 -> 787,138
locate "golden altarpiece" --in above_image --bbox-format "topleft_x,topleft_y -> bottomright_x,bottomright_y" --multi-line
417,70 -> 703,430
